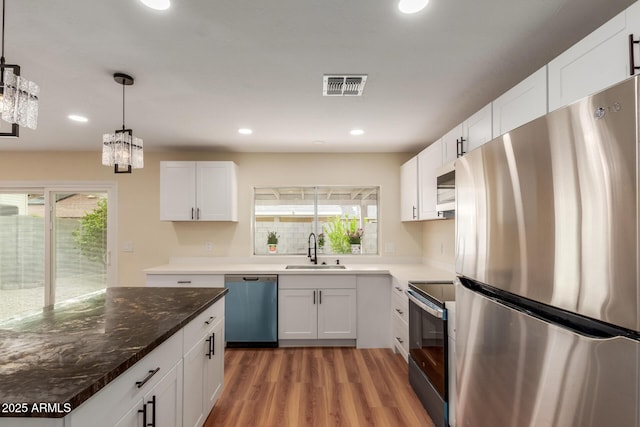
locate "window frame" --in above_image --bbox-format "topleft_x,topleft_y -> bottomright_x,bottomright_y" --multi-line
252,185 -> 380,256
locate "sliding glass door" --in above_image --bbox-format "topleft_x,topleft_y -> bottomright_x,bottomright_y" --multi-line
53,192 -> 109,304
0,185 -> 115,322
0,192 -> 45,320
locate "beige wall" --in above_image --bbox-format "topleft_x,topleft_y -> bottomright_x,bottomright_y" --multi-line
421,218 -> 455,267
0,151 -> 425,285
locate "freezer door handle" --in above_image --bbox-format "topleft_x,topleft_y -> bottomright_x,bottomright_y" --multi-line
406,289 -> 444,319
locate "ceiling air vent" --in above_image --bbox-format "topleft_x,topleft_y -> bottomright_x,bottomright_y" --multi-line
323,75 -> 368,96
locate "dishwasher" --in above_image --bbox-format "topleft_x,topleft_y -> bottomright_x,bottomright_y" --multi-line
224,275 -> 278,347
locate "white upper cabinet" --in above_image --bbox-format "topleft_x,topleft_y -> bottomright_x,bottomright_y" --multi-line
464,103 -> 492,153
443,105 -> 492,162
160,161 -> 238,222
548,9 -> 631,112
492,66 -> 547,137
400,156 -> 419,222
418,140 -> 443,220
441,124 -> 464,165
626,1 -> 640,74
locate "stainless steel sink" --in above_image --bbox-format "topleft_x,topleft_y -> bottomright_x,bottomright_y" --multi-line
285,265 -> 346,270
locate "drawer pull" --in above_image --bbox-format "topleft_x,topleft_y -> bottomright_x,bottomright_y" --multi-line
395,336 -> 404,344
395,286 -> 402,292
395,308 -> 404,315
136,367 -> 160,388
177,280 -> 192,284
204,316 -> 215,325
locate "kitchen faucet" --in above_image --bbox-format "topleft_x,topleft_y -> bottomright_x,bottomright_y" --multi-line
308,233 -> 318,265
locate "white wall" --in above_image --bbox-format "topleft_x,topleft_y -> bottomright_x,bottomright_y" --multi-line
0,151 -> 423,285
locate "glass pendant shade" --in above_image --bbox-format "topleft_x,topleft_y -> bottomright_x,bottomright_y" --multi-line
102,73 -> 143,173
1,67 -> 39,130
102,129 -> 144,173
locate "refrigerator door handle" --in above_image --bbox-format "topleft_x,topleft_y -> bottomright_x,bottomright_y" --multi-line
406,289 -> 444,319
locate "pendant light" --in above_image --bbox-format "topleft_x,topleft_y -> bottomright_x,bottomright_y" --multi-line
0,0 -> 39,137
102,73 -> 144,174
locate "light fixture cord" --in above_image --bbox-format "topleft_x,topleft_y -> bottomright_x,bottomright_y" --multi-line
121,80 -> 125,130
1,0 -> 5,64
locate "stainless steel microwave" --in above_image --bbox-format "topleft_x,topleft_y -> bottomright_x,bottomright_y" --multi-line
436,162 -> 455,212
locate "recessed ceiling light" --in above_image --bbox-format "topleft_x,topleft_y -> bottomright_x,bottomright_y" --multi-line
140,0 -> 170,11
238,128 -> 253,135
68,114 -> 88,123
350,129 -> 364,136
398,0 -> 429,14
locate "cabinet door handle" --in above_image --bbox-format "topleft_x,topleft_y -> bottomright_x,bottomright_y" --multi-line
412,205 -> 417,219
138,405 -> 147,427
206,335 -> 213,359
177,280 -> 192,284
204,316 -> 215,325
136,368 -> 160,388
313,290 -> 316,305
456,137 -> 466,157
211,332 -> 215,356
394,286 -> 403,292
319,290 -> 322,304
148,395 -> 157,427
197,207 -> 200,220
395,336 -> 404,344
395,308 -> 404,315
191,207 -> 194,220
630,34 -> 640,76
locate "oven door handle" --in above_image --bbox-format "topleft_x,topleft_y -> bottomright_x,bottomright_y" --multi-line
406,289 -> 444,319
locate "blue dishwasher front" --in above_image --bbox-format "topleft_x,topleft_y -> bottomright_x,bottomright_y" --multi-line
224,275 -> 278,347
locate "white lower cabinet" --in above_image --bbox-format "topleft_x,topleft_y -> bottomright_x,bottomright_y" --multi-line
278,275 -> 357,343
183,301 -> 225,427
114,363 -> 182,427
146,274 -> 224,288
63,298 -> 225,427
391,277 -> 409,361
67,332 -> 183,427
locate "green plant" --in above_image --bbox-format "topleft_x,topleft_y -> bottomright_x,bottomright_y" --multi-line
345,216 -> 363,244
267,231 -> 279,245
322,216 -> 351,254
72,198 -> 107,264
317,233 -> 325,248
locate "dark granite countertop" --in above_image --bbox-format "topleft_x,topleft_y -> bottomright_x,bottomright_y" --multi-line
0,286 -> 227,418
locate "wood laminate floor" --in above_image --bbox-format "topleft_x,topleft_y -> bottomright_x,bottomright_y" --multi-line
204,347 -> 435,427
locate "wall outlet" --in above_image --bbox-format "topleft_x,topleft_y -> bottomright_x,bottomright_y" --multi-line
122,241 -> 134,252
204,241 -> 213,252
384,242 -> 396,254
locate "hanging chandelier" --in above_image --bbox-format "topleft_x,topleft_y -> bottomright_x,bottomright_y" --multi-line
102,73 -> 143,174
0,0 -> 39,137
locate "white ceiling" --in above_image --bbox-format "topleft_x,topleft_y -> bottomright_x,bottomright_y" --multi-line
0,0 -> 634,154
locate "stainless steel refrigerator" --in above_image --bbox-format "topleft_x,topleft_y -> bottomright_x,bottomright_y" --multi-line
455,76 -> 640,426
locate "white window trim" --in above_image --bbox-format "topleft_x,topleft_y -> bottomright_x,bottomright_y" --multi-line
0,181 -> 118,306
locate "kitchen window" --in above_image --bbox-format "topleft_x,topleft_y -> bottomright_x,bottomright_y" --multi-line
254,186 -> 379,255
0,183 -> 116,323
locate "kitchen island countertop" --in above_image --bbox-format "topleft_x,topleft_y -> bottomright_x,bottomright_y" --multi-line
0,286 -> 227,418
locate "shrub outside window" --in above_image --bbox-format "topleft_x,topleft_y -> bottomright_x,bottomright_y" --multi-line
254,186 -> 379,255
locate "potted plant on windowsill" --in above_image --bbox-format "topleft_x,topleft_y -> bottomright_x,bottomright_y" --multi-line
267,231 -> 279,254
317,233 -> 325,254
346,218 -> 364,254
